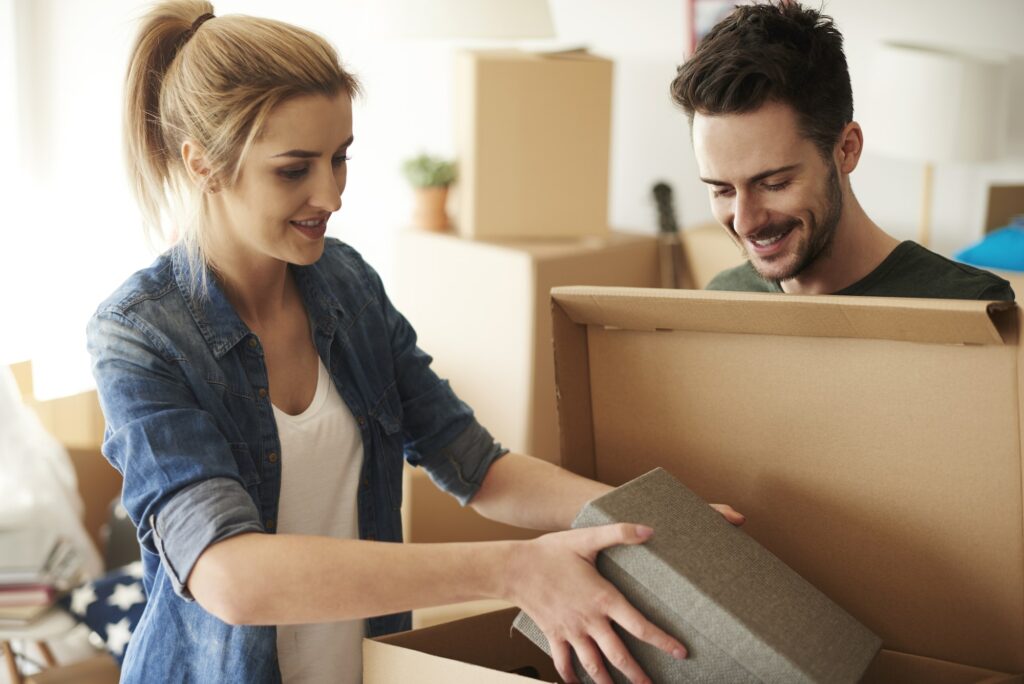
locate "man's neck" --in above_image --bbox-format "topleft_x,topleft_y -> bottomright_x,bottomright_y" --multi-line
780,198 -> 899,295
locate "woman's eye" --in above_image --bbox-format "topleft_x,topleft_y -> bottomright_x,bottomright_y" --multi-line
712,187 -> 734,199
280,167 -> 309,180
765,181 -> 790,192
332,154 -> 351,167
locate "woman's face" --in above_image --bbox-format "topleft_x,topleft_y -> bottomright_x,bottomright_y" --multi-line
209,91 -> 354,268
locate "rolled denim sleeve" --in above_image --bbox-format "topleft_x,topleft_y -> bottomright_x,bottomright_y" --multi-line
358,256 -> 508,506
151,478 -> 262,599
88,311 -> 264,600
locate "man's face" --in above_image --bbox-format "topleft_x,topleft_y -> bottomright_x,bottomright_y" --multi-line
692,101 -> 843,283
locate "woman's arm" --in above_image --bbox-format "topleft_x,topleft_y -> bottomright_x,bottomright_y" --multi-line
469,451 -> 746,530
190,524 -> 686,684
469,452 -> 612,530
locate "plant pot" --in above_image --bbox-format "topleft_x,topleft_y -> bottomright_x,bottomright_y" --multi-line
412,186 -> 450,232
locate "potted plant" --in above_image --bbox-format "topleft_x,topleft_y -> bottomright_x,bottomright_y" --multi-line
402,154 -> 457,232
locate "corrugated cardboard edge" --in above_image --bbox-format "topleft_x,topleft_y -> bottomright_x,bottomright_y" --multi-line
551,287 -> 1014,346
363,639 -> 545,684
551,293 -> 596,477
367,607 -> 557,683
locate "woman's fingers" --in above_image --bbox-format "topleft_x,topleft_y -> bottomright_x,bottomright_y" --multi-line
571,635 -> 614,684
609,598 -> 688,660
550,639 -> 578,684
590,624 -> 652,684
569,523 -> 653,559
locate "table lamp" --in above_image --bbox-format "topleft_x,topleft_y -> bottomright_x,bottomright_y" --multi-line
861,41 -> 1007,247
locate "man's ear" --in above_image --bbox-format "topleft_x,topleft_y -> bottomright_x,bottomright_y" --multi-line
834,121 -> 863,175
181,140 -> 220,193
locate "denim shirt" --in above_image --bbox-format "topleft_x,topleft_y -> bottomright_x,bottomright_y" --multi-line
86,238 -> 506,683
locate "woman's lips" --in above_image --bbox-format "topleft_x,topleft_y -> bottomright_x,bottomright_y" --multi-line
290,216 -> 328,240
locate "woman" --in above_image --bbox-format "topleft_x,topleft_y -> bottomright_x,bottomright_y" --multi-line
89,2 -> 742,682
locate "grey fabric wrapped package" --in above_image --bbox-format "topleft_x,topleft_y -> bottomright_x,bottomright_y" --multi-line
513,468 -> 881,683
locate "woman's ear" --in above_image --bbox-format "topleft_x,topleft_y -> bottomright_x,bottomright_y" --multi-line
834,121 -> 863,175
181,141 -> 220,193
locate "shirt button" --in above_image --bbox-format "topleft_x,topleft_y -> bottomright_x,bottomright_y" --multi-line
268,452 -> 279,463
258,388 -> 268,399
247,338 -> 258,348
265,518 -> 275,530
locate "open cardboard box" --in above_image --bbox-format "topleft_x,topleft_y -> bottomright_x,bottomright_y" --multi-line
366,289 -> 1024,683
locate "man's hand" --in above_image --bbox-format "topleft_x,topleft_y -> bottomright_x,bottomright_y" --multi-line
710,503 -> 745,525
507,523 -> 686,684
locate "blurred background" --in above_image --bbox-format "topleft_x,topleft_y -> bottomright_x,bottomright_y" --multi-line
1,0 -> 1022,398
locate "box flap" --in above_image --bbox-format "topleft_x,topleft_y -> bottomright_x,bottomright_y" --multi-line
552,286 -> 1015,345
550,289 -> 1024,672
367,608 -> 559,683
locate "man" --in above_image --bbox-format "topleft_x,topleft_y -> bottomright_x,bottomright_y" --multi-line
670,2 -> 1014,300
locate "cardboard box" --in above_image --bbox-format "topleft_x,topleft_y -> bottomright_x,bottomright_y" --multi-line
455,49 -> 612,239
392,231 -> 659,466
366,609 -> 1021,684
393,231 -> 658,545
513,468 -> 881,683
366,289 -> 1024,682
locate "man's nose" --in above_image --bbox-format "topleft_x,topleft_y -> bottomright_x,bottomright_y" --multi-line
732,192 -> 768,237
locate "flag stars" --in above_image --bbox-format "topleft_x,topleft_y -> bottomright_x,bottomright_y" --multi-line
107,582 -> 146,611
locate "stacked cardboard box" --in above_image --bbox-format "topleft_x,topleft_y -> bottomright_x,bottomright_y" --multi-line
454,49 -> 613,239
366,288 -> 1024,683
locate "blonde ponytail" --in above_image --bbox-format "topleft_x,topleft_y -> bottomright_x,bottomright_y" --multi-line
123,1 -> 360,287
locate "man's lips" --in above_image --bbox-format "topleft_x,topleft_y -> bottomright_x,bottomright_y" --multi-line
744,223 -> 798,257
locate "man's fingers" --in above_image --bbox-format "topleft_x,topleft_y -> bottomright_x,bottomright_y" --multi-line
571,636 -> 614,684
610,601 -> 688,660
550,639 -> 578,684
591,624 -> 652,684
710,503 -> 746,526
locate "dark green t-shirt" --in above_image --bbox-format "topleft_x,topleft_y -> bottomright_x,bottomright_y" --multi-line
707,241 -> 1015,301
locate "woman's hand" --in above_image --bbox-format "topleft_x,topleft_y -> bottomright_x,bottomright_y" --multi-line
506,523 -> 685,684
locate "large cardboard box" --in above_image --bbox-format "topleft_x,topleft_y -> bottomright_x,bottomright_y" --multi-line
455,49 -> 612,239
367,289 -> 1024,682
393,231 -> 658,546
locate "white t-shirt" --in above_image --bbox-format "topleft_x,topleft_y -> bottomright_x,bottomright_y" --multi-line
273,357 -> 365,684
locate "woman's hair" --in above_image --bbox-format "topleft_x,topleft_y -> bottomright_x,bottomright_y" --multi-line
123,0 -> 360,283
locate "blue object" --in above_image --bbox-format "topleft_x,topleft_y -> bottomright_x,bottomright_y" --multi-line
58,563 -> 146,664
955,222 -> 1024,272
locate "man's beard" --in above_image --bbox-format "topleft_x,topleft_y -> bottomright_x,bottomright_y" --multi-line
750,164 -> 844,284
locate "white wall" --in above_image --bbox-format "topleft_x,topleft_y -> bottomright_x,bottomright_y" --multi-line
3,0 -> 1022,394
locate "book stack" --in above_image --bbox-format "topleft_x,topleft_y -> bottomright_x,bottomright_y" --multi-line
0,528 -> 84,626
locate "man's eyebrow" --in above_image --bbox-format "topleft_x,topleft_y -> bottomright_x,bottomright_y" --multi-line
700,163 -> 801,186
271,135 -> 355,159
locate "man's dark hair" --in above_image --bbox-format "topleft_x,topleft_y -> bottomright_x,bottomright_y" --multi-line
671,2 -> 852,159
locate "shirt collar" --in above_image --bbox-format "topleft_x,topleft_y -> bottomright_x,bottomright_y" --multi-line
171,244 -> 346,358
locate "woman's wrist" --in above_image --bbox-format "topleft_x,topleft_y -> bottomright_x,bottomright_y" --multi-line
477,539 -> 527,604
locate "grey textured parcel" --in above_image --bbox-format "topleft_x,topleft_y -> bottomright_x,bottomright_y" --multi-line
513,468 -> 881,683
